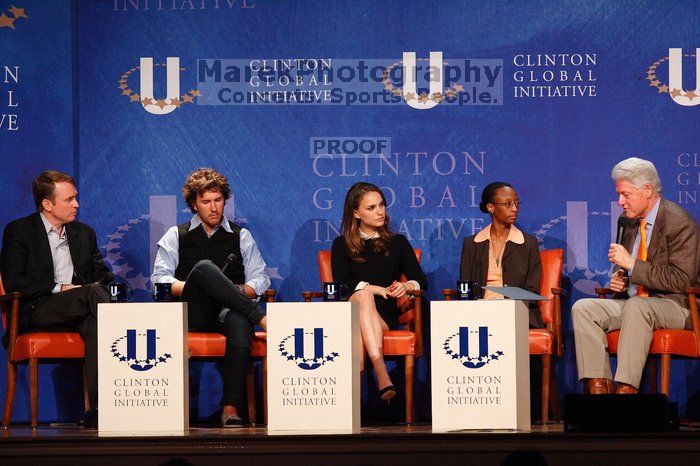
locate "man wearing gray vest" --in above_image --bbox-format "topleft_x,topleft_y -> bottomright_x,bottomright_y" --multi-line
152,168 -> 270,427
572,157 -> 699,395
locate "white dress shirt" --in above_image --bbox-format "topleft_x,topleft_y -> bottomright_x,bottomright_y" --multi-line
40,213 -> 74,294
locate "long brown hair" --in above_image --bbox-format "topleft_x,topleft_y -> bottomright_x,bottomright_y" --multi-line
341,182 -> 392,262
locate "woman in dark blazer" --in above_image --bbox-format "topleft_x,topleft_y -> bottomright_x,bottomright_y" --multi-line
460,182 -> 543,328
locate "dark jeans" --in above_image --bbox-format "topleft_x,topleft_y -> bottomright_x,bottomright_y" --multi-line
27,283 -> 110,410
181,260 -> 266,407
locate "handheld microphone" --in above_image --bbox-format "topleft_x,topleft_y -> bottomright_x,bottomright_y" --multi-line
613,214 -> 637,278
616,213 -> 632,245
220,253 -> 238,274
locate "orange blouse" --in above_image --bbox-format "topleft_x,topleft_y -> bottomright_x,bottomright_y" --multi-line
473,223 -> 525,300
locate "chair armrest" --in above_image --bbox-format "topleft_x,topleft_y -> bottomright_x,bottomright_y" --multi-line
550,287 -> 564,356
264,289 -> 276,303
409,290 -> 424,357
594,287 -> 613,299
0,291 -> 21,302
300,291 -> 324,302
441,289 -> 457,301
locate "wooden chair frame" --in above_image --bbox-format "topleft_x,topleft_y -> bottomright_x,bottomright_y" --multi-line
441,248 -> 564,423
301,250 -> 424,424
593,286 -> 700,395
1,279 -> 89,428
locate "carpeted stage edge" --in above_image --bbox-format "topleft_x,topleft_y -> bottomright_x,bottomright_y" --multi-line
2,423 -> 700,465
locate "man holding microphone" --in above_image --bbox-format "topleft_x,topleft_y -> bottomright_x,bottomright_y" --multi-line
572,157 -> 699,394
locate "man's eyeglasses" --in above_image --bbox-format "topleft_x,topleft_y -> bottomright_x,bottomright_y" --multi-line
491,201 -> 522,209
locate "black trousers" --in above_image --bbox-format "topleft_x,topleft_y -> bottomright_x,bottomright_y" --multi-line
181,260 -> 265,407
26,283 -> 110,410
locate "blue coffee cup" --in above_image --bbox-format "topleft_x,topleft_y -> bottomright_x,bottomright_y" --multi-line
109,282 -> 133,303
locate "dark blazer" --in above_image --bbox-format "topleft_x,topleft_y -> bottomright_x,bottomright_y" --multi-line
1,212 -> 111,332
460,227 -> 543,328
617,198 -> 700,309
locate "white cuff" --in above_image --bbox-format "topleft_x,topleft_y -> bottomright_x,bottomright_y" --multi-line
407,280 -> 420,291
355,281 -> 369,291
52,283 -> 62,294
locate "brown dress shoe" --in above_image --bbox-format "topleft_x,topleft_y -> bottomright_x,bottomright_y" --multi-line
587,378 -> 612,394
616,382 -> 638,394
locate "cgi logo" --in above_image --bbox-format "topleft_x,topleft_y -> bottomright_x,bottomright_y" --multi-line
118,57 -> 200,115
111,329 -> 172,371
278,328 -> 339,371
647,48 -> 699,107
389,51 -> 502,110
0,5 -> 28,30
443,326 -> 504,369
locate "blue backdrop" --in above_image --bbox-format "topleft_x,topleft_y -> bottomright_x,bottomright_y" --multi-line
1,0 -> 698,423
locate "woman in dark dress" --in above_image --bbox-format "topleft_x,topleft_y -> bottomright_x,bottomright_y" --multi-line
331,182 -> 427,400
460,182 -> 543,328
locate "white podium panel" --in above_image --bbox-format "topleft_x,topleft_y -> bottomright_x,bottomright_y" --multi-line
431,300 -> 530,431
267,302 -> 360,432
98,303 -> 189,436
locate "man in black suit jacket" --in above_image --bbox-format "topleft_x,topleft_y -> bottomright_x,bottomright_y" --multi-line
0,171 -> 111,426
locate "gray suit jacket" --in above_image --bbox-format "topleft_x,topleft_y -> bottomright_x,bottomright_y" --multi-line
620,198 -> 699,309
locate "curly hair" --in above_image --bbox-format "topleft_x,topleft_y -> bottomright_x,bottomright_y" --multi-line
182,168 -> 231,212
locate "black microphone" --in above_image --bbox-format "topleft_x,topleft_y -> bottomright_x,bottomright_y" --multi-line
98,271 -> 116,286
614,214 -> 638,279
615,213 -> 627,245
220,253 -> 238,275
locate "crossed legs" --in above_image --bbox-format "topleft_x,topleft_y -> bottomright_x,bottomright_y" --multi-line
182,260 -> 266,423
349,289 -> 394,397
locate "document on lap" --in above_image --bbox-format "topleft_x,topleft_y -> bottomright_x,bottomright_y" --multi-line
482,286 -> 549,301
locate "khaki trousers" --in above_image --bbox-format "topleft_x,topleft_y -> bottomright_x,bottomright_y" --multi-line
572,296 -> 689,388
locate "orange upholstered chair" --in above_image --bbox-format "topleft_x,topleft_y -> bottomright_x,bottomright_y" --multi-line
595,286 -> 700,396
302,249 -> 424,424
1,272 -> 90,427
442,248 -> 564,423
187,289 -> 275,425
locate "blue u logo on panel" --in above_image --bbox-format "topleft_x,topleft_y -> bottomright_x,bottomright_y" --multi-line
111,329 -> 172,372
278,328 -> 339,371
444,326 -> 504,369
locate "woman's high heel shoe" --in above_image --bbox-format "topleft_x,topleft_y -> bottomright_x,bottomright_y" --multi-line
379,385 -> 397,402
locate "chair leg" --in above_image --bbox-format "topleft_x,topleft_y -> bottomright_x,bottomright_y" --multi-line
660,354 -> 671,396
647,359 -> 659,393
246,363 -> 256,425
82,364 -> 90,413
540,354 -> 551,423
262,356 -> 268,425
549,364 -> 561,421
29,359 -> 38,428
405,355 -> 414,425
2,361 -> 18,427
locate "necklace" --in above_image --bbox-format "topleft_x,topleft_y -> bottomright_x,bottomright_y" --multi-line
490,234 -> 508,268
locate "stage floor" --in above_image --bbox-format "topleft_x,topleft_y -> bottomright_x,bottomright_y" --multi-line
2,422 -> 700,465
